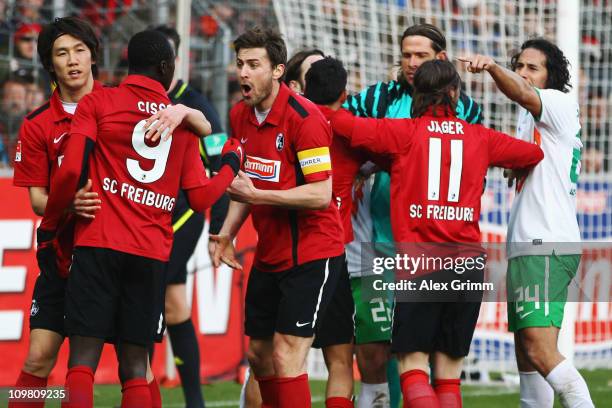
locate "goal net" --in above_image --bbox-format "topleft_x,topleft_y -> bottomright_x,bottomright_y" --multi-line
272,0 -> 612,379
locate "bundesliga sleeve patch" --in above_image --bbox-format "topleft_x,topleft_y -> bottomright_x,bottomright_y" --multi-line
297,147 -> 331,176
14,140 -> 22,162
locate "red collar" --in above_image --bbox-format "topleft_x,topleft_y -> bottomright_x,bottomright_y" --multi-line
315,104 -> 335,120
121,74 -> 169,99
50,80 -> 104,122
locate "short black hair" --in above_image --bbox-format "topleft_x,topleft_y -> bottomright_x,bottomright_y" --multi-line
128,30 -> 175,72
510,38 -> 572,93
284,49 -> 325,85
411,59 -> 460,118
401,23 -> 446,52
234,26 -> 287,68
304,57 -> 347,105
37,17 -> 99,83
151,24 -> 180,55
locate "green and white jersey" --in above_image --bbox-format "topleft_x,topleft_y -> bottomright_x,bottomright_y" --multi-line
346,176 -> 375,278
507,88 -> 583,259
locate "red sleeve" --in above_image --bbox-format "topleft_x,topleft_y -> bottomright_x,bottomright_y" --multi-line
486,127 -> 544,169
185,166 -> 235,213
39,134 -> 90,231
13,119 -> 49,187
180,130 -> 209,190
331,108 -> 412,155
294,111 -> 333,183
70,93 -> 99,141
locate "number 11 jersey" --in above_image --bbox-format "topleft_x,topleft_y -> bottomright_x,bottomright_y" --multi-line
69,75 -> 209,261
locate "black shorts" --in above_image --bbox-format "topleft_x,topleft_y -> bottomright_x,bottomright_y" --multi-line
391,264 -> 484,357
166,211 -> 204,285
29,268 -> 67,336
65,247 -> 167,346
313,260 -> 354,348
245,254 -> 345,339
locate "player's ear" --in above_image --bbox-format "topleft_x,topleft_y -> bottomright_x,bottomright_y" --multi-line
449,87 -> 459,104
272,63 -> 285,81
437,50 -> 448,61
288,80 -> 301,93
339,89 -> 348,104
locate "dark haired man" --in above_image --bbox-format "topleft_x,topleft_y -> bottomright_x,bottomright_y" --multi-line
149,24 -> 229,408
240,52 -> 357,408
330,59 -> 543,408
304,57 -> 364,407
212,26 -> 345,407
11,16 -> 105,408
462,39 -> 594,408
36,29 -> 243,407
284,48 -> 325,93
342,23 -> 484,408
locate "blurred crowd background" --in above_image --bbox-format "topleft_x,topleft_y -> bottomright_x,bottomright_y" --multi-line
0,0 -> 609,176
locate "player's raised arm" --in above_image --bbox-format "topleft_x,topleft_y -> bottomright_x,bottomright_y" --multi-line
460,54 -> 542,119
144,103 -> 212,142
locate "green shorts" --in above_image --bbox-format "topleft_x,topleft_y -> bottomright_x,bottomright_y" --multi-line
506,254 -> 580,332
351,275 -> 393,344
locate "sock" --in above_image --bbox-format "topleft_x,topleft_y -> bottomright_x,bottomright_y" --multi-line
239,367 -> 250,408
326,396 -> 354,407
8,371 -> 48,408
256,375 -> 277,408
148,377 -> 162,408
434,379 -> 462,408
121,378 -> 152,408
387,357 -> 401,408
276,374 -> 311,408
545,359 -> 594,408
168,319 -> 205,408
399,370 -> 440,408
63,366 -> 94,408
357,382 -> 389,408
519,371 -> 554,408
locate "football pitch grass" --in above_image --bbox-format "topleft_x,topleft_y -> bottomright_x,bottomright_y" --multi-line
37,369 -> 612,407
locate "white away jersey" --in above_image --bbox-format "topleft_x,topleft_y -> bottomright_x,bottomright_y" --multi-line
507,88 -> 582,258
346,175 -> 375,278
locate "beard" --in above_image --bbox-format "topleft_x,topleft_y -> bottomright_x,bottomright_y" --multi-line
243,78 -> 274,107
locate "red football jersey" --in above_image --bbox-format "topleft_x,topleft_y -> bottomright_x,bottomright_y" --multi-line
13,82 -> 104,277
230,83 -> 344,272
332,108 -> 544,244
317,105 -> 366,244
68,75 -> 208,261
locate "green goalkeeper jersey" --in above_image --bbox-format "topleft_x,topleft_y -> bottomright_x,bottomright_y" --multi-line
344,78 -> 484,247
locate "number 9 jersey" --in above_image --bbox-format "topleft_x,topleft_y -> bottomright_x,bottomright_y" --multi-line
67,75 -> 209,261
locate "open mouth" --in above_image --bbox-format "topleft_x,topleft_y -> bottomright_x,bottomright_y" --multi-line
241,83 -> 253,97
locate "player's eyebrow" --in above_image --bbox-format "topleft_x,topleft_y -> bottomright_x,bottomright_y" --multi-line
54,42 -> 87,52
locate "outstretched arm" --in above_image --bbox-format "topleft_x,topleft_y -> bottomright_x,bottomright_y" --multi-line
330,108 -> 410,155
459,55 -> 542,119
